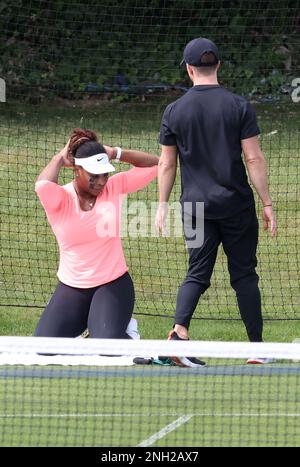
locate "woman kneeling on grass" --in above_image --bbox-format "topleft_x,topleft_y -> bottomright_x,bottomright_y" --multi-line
34,128 -> 158,339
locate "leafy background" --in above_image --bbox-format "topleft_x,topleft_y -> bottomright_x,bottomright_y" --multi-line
0,0 -> 299,101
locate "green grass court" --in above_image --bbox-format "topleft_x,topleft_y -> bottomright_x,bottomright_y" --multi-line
1,363 -> 299,447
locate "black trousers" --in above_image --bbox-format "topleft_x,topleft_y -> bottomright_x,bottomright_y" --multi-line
175,205 -> 263,342
34,272 -> 135,338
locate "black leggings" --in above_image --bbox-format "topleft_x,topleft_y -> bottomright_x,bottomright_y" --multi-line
34,272 -> 135,338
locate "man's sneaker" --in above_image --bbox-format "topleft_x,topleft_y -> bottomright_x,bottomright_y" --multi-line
246,357 -> 275,364
167,330 -> 206,368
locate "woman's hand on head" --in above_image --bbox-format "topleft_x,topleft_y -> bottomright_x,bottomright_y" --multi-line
103,145 -> 115,161
58,139 -> 73,168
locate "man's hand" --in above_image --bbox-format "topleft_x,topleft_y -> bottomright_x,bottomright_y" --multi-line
155,202 -> 169,235
262,205 -> 277,239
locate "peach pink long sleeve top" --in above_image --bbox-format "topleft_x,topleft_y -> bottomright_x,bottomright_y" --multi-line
35,166 -> 157,288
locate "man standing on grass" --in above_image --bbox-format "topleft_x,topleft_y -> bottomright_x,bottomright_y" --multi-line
155,38 -> 277,366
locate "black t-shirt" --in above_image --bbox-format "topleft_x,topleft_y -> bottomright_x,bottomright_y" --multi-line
159,85 -> 260,219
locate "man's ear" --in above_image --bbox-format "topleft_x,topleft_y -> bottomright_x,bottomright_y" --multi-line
186,64 -> 194,82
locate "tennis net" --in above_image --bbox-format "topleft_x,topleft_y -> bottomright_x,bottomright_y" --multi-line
0,336 -> 300,447
1,2 -> 300,322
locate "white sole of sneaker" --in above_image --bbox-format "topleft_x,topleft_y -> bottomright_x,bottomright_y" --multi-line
171,356 -> 206,368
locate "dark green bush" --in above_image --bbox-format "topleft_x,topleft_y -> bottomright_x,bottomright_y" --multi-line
0,0 -> 299,100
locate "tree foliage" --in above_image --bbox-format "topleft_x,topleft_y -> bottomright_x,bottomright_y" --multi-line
0,0 -> 299,100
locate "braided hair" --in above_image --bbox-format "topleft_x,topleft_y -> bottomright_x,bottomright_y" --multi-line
68,128 -> 106,164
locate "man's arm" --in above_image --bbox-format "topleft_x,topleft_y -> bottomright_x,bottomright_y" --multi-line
155,144 -> 178,233
242,135 -> 277,238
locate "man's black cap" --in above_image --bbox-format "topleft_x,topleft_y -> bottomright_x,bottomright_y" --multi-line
180,38 -> 220,67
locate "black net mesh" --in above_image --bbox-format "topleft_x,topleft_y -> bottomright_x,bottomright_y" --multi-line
0,0 -> 299,321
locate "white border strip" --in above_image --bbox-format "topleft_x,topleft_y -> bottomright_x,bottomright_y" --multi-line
0,412 -> 299,419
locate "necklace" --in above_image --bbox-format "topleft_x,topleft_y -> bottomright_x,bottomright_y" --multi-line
73,183 -> 96,210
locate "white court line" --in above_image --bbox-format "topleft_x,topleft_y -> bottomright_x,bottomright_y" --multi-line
137,415 -> 193,447
0,412 -> 300,419
0,413 -> 154,418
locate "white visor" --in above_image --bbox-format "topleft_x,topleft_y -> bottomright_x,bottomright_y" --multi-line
74,153 -> 115,175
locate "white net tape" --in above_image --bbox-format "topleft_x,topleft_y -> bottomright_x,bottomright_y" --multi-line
0,336 -> 300,366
